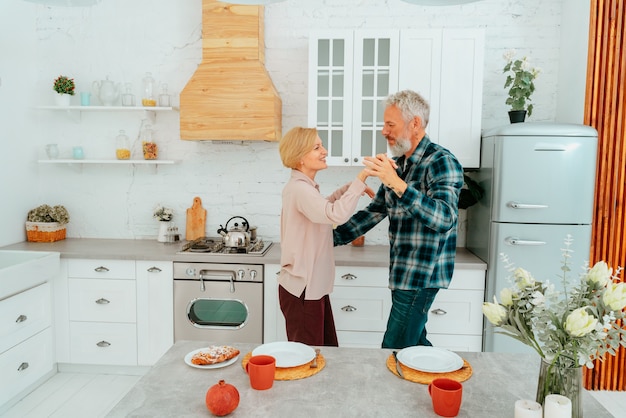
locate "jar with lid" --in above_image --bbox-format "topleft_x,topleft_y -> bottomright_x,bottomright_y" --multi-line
115,130 -> 131,160
158,83 -> 171,107
141,72 -> 156,107
141,124 -> 158,159
122,83 -> 135,107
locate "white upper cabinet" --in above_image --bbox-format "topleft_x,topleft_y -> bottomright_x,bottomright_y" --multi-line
309,28 -> 484,168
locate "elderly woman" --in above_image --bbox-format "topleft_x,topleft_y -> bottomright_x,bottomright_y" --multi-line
278,127 -> 373,346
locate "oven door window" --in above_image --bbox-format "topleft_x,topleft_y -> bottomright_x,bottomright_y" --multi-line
187,298 -> 249,329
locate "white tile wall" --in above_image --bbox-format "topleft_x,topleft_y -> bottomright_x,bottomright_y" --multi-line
0,0 -> 578,246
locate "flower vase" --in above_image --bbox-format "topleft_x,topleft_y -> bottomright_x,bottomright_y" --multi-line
508,110 -> 527,123
535,358 -> 583,418
55,93 -> 71,106
157,221 -> 170,243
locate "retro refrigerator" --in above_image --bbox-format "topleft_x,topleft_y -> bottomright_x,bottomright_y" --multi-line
466,122 -> 598,353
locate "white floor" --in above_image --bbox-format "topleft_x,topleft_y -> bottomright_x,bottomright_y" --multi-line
1,372 -> 625,417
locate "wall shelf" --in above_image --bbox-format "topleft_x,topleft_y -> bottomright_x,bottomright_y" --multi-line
35,105 -> 178,123
38,159 -> 176,165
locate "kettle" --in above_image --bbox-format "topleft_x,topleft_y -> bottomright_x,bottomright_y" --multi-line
92,76 -> 121,106
217,216 -> 251,248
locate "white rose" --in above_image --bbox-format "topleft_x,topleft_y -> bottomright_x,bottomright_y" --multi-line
565,307 -> 598,337
603,282 -> 626,311
514,268 -> 535,290
530,291 -> 545,306
503,49 -> 516,61
586,261 -> 612,287
500,287 -> 514,306
482,296 -> 508,326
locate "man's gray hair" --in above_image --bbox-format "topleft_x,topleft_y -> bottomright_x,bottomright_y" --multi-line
385,90 -> 430,128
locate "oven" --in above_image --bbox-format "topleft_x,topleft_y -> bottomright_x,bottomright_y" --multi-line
173,262 -> 264,343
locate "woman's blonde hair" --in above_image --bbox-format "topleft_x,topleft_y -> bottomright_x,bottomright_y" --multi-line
279,127 -> 319,169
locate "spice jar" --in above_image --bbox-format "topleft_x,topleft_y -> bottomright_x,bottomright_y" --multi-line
141,72 -> 156,107
122,83 -> 135,107
115,130 -> 130,160
158,83 -> 171,107
141,124 -> 158,160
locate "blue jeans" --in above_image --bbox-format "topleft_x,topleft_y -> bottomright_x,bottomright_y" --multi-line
381,288 -> 440,349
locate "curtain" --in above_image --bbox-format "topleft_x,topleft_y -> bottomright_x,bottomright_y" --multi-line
584,0 -> 626,391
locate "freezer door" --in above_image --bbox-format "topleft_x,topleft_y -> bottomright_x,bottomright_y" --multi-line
483,222 -> 592,353
491,136 -> 597,224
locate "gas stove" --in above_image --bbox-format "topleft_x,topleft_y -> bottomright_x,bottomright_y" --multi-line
177,236 -> 273,256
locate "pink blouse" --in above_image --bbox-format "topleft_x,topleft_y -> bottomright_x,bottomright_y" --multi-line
279,170 -> 367,300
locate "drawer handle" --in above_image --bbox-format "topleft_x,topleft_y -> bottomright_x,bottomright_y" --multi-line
17,362 -> 29,371
431,308 -> 447,316
96,298 -> 110,304
96,340 -> 111,348
341,305 -> 357,312
95,266 -> 110,273
341,273 -> 357,281
16,314 -> 28,323
147,266 -> 162,273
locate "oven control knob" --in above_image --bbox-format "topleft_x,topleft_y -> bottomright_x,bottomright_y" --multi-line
237,269 -> 245,280
186,268 -> 196,277
250,270 -> 257,280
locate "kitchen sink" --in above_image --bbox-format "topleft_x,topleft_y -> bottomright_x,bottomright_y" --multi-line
0,250 -> 60,300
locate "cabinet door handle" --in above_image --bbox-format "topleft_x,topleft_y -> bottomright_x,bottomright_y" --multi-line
96,340 -> 111,347
94,266 -> 110,272
341,305 -> 357,312
147,266 -> 162,273
344,157 -> 349,163
341,273 -> 357,281
17,362 -> 29,371
15,314 -> 28,323
504,237 -> 547,246
95,298 -> 110,304
431,308 -> 447,316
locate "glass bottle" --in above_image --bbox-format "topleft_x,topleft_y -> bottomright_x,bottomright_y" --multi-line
141,124 -> 158,160
115,130 -> 131,160
122,83 -> 135,107
158,83 -> 171,107
141,72 -> 156,107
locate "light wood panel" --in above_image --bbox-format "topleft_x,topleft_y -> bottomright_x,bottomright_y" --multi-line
584,0 -> 626,391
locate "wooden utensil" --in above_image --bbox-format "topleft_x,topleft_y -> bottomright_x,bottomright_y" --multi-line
185,196 -> 206,241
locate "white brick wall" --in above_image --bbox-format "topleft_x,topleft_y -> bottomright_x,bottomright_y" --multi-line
1,0 -> 571,246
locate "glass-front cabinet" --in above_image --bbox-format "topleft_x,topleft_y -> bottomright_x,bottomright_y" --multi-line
308,31 -> 399,166
308,29 -> 484,168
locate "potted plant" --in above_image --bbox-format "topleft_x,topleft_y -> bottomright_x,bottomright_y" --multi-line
53,75 -> 75,106
25,204 -> 70,242
503,50 -> 540,123
153,204 -> 174,242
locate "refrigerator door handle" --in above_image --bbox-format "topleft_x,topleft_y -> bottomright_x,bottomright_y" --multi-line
505,237 -> 547,246
507,201 -> 549,210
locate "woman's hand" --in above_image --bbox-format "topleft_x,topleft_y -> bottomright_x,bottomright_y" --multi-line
363,154 -> 406,198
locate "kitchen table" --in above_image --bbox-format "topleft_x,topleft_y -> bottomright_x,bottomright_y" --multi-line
106,341 -> 612,417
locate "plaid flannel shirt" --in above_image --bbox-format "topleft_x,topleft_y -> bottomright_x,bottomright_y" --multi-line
333,136 -> 463,290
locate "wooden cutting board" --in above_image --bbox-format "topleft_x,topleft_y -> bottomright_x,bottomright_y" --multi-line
186,196 -> 206,241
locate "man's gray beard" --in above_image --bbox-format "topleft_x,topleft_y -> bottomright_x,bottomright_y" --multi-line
388,136 -> 412,157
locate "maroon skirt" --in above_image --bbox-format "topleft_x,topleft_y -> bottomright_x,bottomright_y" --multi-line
278,285 -> 338,347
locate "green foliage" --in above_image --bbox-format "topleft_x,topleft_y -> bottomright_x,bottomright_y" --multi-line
53,75 -> 75,95
503,51 -> 540,116
27,204 -> 70,225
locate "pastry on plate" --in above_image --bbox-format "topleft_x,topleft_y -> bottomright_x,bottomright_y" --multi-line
191,346 -> 240,365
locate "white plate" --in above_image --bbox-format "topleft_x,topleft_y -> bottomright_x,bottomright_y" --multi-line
396,346 -> 463,373
184,347 -> 240,370
252,341 -> 315,368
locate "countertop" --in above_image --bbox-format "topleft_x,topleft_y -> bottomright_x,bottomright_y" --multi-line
0,239 -> 486,270
106,341 -> 610,418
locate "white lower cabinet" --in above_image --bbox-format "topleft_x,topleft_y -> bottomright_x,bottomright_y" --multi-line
0,282 -> 54,408
264,264 -> 485,351
58,259 -> 173,368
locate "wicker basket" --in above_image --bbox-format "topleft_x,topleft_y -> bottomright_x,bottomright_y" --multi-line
25,221 -> 66,242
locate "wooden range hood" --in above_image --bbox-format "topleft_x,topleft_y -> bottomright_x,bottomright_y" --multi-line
180,0 -> 282,141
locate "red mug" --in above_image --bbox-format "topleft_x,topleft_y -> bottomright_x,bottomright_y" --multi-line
428,378 -> 463,417
246,355 -> 276,390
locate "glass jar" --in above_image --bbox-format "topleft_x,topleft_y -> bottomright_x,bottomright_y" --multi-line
115,130 -> 131,160
158,83 -> 171,107
141,124 -> 158,160
122,82 -> 135,107
141,72 -> 156,107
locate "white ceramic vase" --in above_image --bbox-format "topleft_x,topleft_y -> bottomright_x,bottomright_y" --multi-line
157,221 -> 170,242
55,93 -> 71,106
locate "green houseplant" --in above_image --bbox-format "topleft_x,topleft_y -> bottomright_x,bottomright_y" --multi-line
503,50 -> 540,122
53,75 -> 76,95
25,204 -> 70,242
